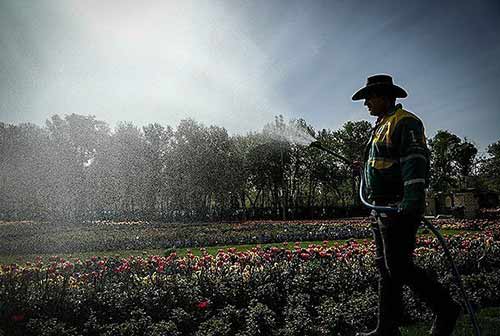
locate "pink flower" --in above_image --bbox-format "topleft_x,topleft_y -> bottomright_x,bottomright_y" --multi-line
197,300 -> 209,310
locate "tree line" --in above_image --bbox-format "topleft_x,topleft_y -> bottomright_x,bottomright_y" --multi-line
1,114 -> 499,222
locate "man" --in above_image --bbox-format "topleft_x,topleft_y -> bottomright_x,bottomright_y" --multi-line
352,74 -> 460,336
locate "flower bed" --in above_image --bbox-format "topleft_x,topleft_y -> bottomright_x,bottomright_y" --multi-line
2,230 -> 500,335
4,217 -> 500,256
432,218 -> 500,231
0,218 -> 373,254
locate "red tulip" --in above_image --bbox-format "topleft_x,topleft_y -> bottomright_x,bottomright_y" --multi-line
197,300 -> 209,309
299,253 -> 310,261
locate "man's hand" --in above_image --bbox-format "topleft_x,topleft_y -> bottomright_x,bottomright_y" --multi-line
398,199 -> 426,216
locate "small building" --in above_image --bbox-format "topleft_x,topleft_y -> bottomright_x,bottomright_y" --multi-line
427,192 -> 454,216
454,190 -> 479,219
426,189 -> 484,218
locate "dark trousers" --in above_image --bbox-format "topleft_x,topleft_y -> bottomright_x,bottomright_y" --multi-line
371,212 -> 454,326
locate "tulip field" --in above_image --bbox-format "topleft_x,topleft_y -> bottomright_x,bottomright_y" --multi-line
1,213 -> 500,335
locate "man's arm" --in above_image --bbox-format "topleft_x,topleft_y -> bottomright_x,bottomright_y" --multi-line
394,117 -> 430,215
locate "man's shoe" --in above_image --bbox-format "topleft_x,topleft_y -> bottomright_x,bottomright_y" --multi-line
355,327 -> 401,336
430,301 -> 461,336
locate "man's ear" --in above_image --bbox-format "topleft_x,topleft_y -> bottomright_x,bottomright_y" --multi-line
383,96 -> 396,107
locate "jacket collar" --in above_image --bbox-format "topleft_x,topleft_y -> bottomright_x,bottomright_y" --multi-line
376,103 -> 402,125
387,103 -> 402,116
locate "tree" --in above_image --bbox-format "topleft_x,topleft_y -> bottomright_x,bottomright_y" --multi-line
479,140 -> 500,192
113,122 -> 148,217
0,122 -> 50,219
428,130 -> 462,192
330,121 -> 372,164
453,139 -> 478,188
143,123 -> 173,218
428,130 -> 480,192
246,135 -> 290,215
5,112 -> 491,222
328,121 -> 372,206
261,115 -> 293,219
44,114 -> 110,221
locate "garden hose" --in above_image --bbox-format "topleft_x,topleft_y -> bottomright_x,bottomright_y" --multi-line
310,140 -> 481,336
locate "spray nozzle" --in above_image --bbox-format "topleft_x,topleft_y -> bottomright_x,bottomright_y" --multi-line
308,140 -> 351,165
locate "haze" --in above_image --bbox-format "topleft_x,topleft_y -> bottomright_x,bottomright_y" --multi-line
1,0 -> 499,150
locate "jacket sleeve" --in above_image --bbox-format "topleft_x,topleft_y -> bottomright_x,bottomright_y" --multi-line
393,117 -> 430,215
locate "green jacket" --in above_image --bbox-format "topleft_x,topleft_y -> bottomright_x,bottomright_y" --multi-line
363,104 -> 430,215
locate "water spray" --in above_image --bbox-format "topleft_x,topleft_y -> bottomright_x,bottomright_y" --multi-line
309,140 -> 481,336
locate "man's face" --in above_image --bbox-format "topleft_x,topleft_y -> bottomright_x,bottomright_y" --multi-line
364,94 -> 387,116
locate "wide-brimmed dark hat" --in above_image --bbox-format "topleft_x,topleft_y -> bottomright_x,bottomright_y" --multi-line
352,74 -> 407,101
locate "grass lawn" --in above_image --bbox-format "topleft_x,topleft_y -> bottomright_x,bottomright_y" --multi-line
0,228 -> 466,264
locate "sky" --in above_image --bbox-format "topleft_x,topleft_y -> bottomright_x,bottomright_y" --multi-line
1,0 -> 499,152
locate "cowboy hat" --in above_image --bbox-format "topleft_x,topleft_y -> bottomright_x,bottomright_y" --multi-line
352,74 -> 407,101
